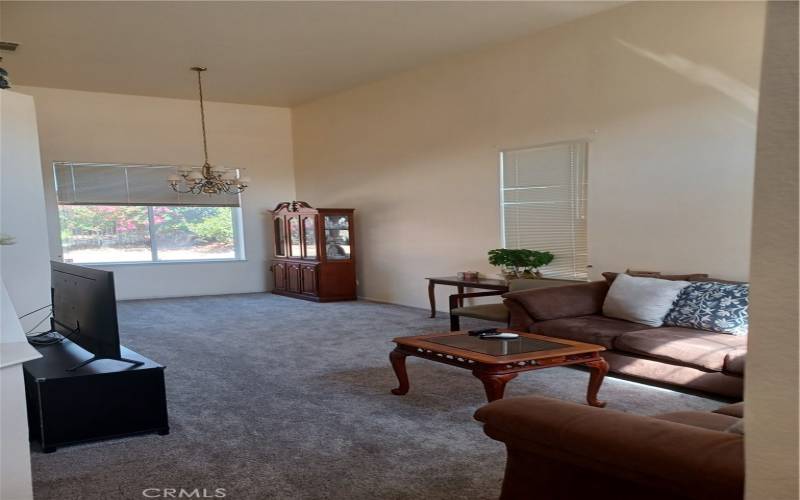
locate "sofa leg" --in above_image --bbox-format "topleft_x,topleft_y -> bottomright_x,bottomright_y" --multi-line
450,314 -> 460,331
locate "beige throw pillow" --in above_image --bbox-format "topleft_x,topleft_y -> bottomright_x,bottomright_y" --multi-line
602,274 -> 690,327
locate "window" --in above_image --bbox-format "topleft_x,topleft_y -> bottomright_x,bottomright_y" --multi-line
54,163 -> 244,264
500,141 -> 588,280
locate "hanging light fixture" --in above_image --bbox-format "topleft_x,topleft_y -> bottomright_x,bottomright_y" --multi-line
168,66 -> 250,195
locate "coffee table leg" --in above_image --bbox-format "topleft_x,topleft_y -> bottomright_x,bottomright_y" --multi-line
473,371 -> 517,402
428,281 -> 436,318
584,358 -> 609,407
390,349 -> 410,395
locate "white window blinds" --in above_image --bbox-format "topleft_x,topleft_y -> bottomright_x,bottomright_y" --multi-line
53,162 -> 241,208
500,142 -> 588,280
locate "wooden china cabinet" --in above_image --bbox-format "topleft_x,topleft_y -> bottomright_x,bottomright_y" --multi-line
270,201 -> 356,302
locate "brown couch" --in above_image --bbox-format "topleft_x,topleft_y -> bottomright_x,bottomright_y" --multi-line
474,396 -> 744,500
502,279 -> 746,398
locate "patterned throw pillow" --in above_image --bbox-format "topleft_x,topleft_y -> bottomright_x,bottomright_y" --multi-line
663,282 -> 749,335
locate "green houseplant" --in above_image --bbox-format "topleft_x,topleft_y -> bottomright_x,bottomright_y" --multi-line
488,249 -> 555,279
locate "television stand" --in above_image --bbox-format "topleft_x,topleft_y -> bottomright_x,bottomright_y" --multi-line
67,355 -> 144,372
23,340 -> 169,452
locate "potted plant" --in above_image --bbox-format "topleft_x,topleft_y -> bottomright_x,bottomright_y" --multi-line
522,250 -> 555,278
488,249 -> 554,279
488,249 -> 527,279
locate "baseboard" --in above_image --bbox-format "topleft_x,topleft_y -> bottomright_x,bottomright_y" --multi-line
119,289 -> 269,301
120,292 -> 448,317
357,295 -> 447,315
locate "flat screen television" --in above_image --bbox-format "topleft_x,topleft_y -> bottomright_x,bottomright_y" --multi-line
50,261 -> 141,371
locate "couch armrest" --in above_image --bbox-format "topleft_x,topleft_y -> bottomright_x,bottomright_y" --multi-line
448,290 -> 505,311
503,298 -> 535,330
474,396 -> 743,499
501,281 -> 609,321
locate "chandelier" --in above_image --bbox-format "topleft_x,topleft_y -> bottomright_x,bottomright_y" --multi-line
168,67 -> 250,195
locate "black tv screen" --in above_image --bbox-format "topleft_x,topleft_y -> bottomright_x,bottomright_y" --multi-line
50,261 -> 121,360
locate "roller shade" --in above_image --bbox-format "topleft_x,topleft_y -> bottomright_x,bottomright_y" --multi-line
54,162 -> 241,207
501,142 -> 588,280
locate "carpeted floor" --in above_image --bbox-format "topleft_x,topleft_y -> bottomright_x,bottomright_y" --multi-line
31,294 -> 725,500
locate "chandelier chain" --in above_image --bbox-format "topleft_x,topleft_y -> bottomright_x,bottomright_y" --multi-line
169,66 -> 249,195
196,69 -> 209,165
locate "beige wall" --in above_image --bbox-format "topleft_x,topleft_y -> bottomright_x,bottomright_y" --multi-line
745,1 -> 799,498
292,1 -> 765,311
17,86 -> 295,300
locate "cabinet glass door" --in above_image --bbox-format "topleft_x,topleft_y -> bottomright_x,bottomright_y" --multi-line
303,216 -> 317,259
274,217 -> 286,257
324,215 -> 351,260
288,216 -> 302,257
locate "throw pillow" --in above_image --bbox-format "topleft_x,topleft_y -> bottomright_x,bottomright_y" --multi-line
602,274 -> 690,327
663,282 -> 749,335
689,276 -> 748,285
602,270 -> 709,284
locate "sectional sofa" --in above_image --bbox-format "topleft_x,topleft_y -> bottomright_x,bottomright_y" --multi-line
475,396 -> 744,499
502,274 -> 746,398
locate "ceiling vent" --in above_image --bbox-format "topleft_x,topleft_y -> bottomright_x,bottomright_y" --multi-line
0,41 -> 19,51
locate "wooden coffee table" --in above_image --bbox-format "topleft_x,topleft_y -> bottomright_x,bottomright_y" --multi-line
390,330 -> 609,406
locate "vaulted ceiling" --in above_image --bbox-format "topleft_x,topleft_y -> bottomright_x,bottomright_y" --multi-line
1,1 -> 623,106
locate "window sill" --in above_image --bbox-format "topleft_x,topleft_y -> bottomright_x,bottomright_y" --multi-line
70,258 -> 248,267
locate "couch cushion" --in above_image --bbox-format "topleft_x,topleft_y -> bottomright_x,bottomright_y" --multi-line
663,281 -> 749,335
504,281 -> 609,321
602,270 -> 709,284
655,411 -> 740,432
614,327 -> 747,372
451,304 -> 508,322
714,402 -> 744,418
533,315 -> 653,349
603,351 -> 744,398
724,348 -> 746,375
603,274 -> 690,327
691,276 -> 748,285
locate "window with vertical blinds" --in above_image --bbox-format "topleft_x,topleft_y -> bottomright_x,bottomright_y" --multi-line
500,142 -> 588,280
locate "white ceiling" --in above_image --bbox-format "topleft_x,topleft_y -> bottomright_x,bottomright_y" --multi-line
0,1 -> 623,107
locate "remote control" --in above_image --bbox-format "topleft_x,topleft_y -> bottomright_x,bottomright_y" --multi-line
479,332 -> 520,340
468,327 -> 498,336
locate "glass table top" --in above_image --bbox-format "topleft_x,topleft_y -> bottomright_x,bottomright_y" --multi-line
427,335 -> 569,356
